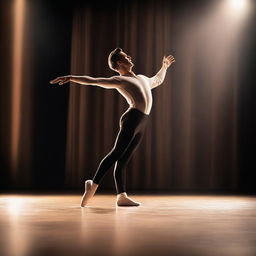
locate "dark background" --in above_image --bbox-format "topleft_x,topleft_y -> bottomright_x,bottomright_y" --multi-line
0,0 -> 255,194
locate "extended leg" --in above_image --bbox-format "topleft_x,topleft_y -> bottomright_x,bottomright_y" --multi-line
92,125 -> 135,185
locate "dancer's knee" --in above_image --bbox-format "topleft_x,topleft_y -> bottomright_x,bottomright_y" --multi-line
106,148 -> 122,163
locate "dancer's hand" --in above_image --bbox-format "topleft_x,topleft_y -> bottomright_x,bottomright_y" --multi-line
162,55 -> 175,69
50,75 -> 71,85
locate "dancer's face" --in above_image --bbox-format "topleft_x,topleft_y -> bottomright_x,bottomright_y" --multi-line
117,51 -> 134,70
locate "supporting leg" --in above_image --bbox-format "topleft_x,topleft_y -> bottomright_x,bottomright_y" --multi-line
114,132 -> 144,207
114,132 -> 143,194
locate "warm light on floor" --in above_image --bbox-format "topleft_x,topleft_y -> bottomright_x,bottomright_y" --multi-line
0,194 -> 255,256
6,197 -> 25,216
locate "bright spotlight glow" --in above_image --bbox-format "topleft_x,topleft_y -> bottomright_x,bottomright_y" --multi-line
7,197 -> 24,216
229,0 -> 248,11
11,0 -> 25,177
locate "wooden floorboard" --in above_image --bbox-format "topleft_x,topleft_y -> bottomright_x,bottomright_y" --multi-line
0,194 -> 255,256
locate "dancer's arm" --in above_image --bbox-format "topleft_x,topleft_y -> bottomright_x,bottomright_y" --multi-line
149,55 -> 175,89
50,75 -> 121,89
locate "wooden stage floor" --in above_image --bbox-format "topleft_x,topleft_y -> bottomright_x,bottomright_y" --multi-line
0,193 -> 255,256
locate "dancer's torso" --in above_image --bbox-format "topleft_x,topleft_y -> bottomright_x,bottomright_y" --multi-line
115,75 -> 153,115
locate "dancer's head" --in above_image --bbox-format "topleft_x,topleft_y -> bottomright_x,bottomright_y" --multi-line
108,48 -> 134,73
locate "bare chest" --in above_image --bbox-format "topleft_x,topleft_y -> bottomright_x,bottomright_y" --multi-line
116,76 -> 153,113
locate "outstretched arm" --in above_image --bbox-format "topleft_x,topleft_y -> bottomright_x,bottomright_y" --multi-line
50,75 -> 121,89
150,55 -> 175,89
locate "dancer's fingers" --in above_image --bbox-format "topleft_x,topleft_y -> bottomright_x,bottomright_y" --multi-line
163,55 -> 175,67
50,77 -> 61,84
50,78 -> 57,84
59,77 -> 69,85
168,56 -> 175,63
59,79 -> 66,85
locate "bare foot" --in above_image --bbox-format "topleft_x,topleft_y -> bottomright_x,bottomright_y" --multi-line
80,180 -> 98,207
116,192 -> 141,206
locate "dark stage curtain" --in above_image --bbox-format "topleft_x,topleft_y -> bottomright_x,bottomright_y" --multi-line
65,0 -> 240,192
0,0 -> 73,190
1,0 -> 255,193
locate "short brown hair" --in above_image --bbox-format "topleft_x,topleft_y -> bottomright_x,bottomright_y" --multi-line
108,48 -> 123,71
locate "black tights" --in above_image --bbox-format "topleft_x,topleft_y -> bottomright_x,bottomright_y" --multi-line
92,108 -> 149,194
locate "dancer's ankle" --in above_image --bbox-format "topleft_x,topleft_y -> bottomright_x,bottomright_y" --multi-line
117,192 -> 127,197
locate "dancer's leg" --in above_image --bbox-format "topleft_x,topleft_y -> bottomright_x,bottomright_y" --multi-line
114,132 -> 143,194
81,126 -> 135,207
81,108 -> 149,207
92,125 -> 135,185
114,132 -> 144,206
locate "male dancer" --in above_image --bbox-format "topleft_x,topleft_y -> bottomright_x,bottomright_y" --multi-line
50,48 -> 175,207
